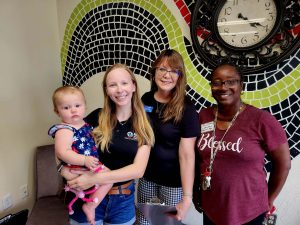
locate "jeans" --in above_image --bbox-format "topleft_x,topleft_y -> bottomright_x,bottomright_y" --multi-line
69,181 -> 136,225
69,217 -> 136,225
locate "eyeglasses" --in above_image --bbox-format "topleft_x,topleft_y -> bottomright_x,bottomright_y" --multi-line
210,79 -> 241,88
156,67 -> 181,77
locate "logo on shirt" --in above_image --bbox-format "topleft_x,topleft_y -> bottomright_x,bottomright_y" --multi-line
125,131 -> 137,141
144,105 -> 153,113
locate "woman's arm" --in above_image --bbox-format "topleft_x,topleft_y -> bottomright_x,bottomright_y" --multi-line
67,144 -> 151,190
267,142 -> 291,209
55,129 -> 99,169
175,137 -> 196,221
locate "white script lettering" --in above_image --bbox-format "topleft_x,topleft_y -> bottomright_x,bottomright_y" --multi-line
197,133 -> 243,153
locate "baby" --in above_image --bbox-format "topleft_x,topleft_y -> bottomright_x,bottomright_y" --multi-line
49,86 -> 112,225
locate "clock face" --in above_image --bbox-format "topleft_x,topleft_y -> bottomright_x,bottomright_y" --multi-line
190,0 -> 300,74
216,0 -> 277,48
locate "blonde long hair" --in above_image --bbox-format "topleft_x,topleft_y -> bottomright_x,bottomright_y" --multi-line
93,64 -> 154,151
151,49 -> 186,123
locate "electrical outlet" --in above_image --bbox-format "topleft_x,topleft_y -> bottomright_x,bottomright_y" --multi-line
20,184 -> 29,199
2,194 -> 13,210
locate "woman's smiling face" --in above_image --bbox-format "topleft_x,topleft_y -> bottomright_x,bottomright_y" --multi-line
154,59 -> 180,94
211,65 -> 243,106
105,68 -> 136,107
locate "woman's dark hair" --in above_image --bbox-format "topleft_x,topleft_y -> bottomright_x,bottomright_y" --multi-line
210,62 -> 244,82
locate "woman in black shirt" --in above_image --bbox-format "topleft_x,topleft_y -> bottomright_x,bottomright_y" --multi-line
137,49 -> 200,224
64,64 -> 154,225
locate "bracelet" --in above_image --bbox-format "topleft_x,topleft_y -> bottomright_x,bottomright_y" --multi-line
183,193 -> 193,198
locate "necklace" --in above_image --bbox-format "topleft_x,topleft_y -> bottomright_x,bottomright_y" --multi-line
202,103 -> 243,191
118,120 -> 128,126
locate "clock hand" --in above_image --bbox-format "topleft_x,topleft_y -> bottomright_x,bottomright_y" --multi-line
238,13 -> 248,20
238,13 -> 263,27
250,22 -> 263,28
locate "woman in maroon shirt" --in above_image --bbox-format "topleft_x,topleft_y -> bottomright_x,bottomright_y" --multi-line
194,63 -> 291,225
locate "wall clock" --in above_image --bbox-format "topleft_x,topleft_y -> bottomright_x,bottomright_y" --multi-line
190,0 -> 300,74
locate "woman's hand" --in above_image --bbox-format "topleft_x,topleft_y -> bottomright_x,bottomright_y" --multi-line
67,169 -> 97,190
60,166 -> 80,180
174,196 -> 192,221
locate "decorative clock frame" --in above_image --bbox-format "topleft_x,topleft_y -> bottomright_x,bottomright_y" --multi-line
190,0 -> 300,74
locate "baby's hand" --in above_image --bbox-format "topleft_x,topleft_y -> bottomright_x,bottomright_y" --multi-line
84,156 -> 99,170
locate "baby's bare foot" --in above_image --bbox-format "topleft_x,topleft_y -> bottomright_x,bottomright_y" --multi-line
82,203 -> 96,225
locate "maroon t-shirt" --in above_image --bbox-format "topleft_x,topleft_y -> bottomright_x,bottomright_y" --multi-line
197,104 -> 287,225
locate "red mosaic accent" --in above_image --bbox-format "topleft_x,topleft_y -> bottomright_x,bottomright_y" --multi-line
291,24 -> 300,36
174,0 -> 191,25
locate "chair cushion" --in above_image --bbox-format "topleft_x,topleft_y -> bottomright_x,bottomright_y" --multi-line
36,145 -> 63,199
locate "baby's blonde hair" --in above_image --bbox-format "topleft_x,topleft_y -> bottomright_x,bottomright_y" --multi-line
52,86 -> 86,113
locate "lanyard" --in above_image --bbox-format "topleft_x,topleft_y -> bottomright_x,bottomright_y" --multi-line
207,105 -> 242,174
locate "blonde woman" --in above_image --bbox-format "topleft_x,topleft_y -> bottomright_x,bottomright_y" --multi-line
137,49 -> 200,224
64,64 -> 154,225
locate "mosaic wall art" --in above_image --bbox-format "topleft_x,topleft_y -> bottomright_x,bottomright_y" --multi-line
61,0 -> 300,171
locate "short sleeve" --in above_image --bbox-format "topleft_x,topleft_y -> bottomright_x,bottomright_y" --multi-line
141,92 -> 154,112
48,124 -> 74,138
180,100 -> 200,138
259,111 -> 287,153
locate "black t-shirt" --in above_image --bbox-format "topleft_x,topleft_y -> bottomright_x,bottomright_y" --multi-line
85,108 -> 139,186
142,91 -> 200,187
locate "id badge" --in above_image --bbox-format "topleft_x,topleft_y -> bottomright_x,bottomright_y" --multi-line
201,121 -> 214,133
202,176 -> 211,191
201,170 -> 211,191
